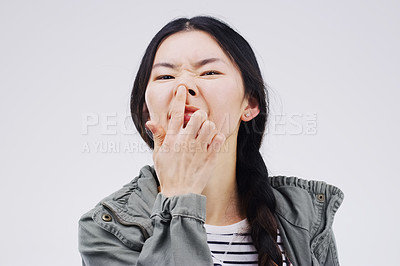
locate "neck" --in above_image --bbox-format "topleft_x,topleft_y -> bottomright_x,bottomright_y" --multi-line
202,132 -> 245,226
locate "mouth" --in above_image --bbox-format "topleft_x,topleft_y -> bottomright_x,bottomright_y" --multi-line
169,105 -> 200,128
183,105 -> 200,128
183,113 -> 193,128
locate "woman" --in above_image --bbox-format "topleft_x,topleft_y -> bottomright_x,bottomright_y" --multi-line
78,16 -> 344,266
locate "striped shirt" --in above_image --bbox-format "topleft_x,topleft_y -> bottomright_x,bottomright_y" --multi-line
204,219 -> 292,266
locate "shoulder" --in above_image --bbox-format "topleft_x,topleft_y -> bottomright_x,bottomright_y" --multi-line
78,165 -> 159,251
269,175 -> 344,231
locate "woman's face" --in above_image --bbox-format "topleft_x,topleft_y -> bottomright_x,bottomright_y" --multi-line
145,30 -> 254,140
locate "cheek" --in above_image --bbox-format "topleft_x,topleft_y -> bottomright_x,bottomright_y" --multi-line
211,104 -> 243,136
203,79 -> 245,135
145,87 -> 171,123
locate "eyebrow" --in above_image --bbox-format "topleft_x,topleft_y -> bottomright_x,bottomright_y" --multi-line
152,58 -> 225,70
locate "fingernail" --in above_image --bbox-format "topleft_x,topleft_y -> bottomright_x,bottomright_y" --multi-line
177,85 -> 186,94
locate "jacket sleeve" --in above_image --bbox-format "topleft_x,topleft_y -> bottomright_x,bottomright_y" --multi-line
314,230 -> 340,266
310,188 -> 343,266
136,193 -> 213,265
78,193 -> 213,266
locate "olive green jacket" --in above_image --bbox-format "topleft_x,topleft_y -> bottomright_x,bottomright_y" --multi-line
78,165 -> 344,265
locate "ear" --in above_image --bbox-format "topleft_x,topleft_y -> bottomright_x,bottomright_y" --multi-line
241,96 -> 260,122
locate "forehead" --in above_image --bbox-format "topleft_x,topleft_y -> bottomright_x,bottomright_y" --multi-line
154,30 -> 232,63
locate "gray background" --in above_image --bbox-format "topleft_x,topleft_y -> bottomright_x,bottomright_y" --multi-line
1,0 -> 399,265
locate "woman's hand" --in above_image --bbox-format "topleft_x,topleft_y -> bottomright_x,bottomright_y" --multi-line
145,85 -> 226,197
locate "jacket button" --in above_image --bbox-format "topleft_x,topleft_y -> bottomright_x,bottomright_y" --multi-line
317,193 -> 325,202
102,213 -> 112,222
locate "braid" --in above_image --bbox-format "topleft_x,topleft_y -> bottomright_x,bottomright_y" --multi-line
236,122 -> 282,266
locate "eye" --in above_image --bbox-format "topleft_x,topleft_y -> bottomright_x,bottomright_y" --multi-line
156,75 -> 175,80
201,71 -> 220,76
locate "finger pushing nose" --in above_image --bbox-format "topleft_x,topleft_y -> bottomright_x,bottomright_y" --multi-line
176,85 -> 186,96
174,85 -> 187,97
174,84 -> 197,97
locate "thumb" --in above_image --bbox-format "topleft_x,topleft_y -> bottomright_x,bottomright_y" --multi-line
145,121 -> 166,151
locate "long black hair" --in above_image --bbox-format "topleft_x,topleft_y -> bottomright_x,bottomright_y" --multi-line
130,16 -> 282,266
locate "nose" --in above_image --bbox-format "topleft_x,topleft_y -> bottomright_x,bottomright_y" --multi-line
188,88 -> 196,96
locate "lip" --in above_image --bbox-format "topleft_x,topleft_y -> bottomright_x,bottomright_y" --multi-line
184,106 -> 200,127
168,105 -> 200,120
168,105 -> 200,128
183,113 -> 193,124
184,105 -> 200,114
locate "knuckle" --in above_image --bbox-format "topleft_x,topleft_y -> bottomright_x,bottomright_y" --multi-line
208,120 -> 216,130
194,110 -> 207,120
200,120 -> 211,131
204,120 -> 213,129
204,120 -> 216,131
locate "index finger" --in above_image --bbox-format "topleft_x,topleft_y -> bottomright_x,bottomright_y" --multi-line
167,85 -> 186,135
